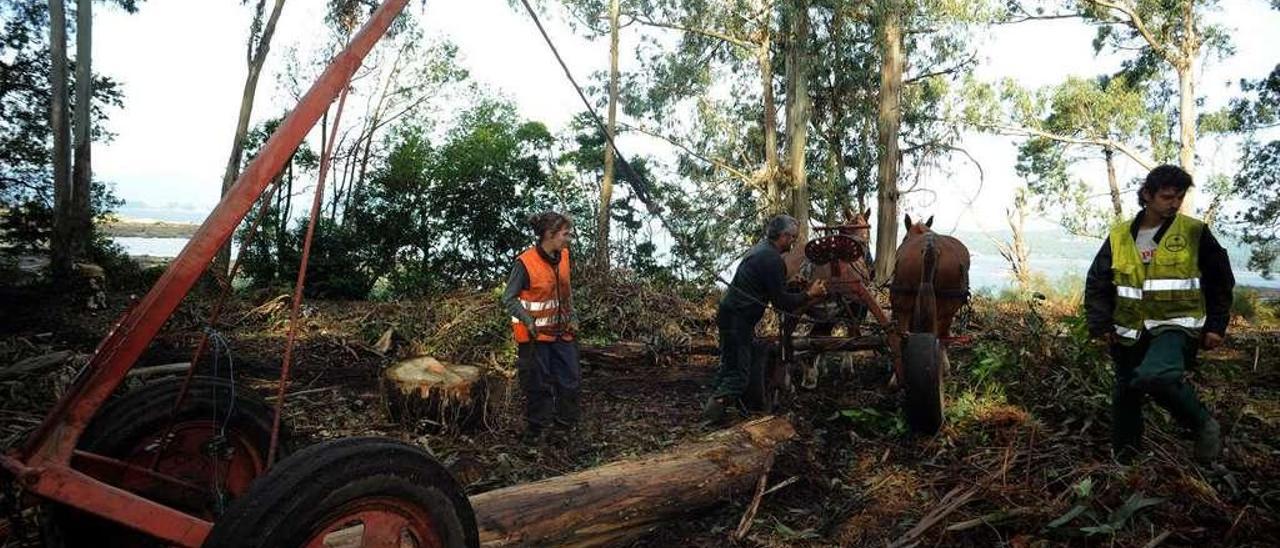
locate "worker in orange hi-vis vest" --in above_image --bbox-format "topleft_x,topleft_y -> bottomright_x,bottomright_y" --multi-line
501,212 -> 580,446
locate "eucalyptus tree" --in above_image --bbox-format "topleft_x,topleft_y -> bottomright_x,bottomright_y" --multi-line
215,0 -> 287,277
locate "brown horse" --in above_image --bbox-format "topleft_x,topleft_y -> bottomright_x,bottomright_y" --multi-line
890,215 -> 970,339
782,207 -> 874,314
781,208 -> 874,388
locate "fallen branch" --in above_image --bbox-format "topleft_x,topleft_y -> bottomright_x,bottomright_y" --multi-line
888,487 -> 977,548
945,507 -> 1034,532
733,449 -> 776,541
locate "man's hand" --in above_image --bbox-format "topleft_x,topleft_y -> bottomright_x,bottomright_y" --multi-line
806,279 -> 827,299
524,320 -> 538,340
1091,332 -> 1115,348
1202,332 -> 1224,350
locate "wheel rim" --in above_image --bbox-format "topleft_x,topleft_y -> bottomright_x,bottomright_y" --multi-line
128,419 -> 266,499
306,497 -> 443,548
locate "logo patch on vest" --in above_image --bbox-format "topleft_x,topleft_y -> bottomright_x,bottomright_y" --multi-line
1162,234 -> 1188,252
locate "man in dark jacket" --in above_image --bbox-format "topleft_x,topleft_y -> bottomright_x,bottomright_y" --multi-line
702,215 -> 826,425
1085,165 -> 1234,463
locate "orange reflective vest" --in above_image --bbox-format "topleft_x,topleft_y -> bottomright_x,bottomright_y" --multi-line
511,247 -> 573,343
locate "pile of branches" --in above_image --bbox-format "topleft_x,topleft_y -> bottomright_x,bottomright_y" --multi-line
573,270 -> 716,360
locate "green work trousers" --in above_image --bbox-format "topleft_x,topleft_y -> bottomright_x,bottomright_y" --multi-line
1110,330 -> 1210,454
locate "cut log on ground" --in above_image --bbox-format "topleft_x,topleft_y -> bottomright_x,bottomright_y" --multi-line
469,416 -> 797,547
382,356 -> 499,432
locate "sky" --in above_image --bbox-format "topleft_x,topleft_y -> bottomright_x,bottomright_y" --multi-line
91,0 -> 1280,233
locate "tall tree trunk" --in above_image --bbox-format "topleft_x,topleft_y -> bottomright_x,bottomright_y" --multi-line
873,0 -> 903,284
71,0 -> 92,262
215,0 -> 287,277
596,0 -> 621,270
49,0 -> 72,279
1104,146 -> 1122,217
759,0 -> 780,213
1176,63 -> 1196,212
784,0 -> 810,243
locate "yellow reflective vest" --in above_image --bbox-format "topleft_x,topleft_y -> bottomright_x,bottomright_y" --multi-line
1108,214 -> 1206,344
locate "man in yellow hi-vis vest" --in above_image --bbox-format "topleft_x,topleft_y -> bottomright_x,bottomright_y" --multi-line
501,212 -> 580,446
1085,165 -> 1235,464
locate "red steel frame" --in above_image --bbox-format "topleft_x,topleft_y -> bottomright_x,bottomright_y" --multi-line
0,1 -> 409,545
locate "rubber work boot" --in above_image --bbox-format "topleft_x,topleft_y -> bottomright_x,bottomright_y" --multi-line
1194,417 -> 1221,463
701,395 -> 732,427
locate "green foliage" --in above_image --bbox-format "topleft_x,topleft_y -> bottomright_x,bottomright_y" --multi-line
1222,66 -> 1280,276
1231,288 -> 1278,326
967,340 -> 1015,386
836,406 -> 907,436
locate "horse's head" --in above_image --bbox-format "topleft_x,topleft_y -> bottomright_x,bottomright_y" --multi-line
839,206 -> 873,242
902,214 -> 934,242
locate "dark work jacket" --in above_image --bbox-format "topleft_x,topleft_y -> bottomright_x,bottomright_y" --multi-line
1084,213 -> 1235,338
718,239 -> 807,329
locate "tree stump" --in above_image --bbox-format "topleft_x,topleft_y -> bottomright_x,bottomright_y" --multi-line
382,356 -> 493,432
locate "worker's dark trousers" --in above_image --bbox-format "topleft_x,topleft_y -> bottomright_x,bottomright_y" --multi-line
517,340 -> 581,431
713,312 -> 758,399
1110,330 -> 1210,454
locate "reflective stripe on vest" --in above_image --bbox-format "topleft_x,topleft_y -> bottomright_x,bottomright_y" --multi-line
1108,213 -> 1206,344
511,247 -> 573,343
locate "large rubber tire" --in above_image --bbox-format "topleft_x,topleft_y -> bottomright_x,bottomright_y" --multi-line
902,333 -> 945,435
49,376 -> 284,547
743,341 -> 781,413
204,437 -> 479,548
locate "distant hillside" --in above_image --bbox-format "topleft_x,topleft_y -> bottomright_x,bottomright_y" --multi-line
98,218 -> 198,238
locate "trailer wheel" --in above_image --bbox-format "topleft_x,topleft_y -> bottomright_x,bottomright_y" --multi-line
743,341 -> 781,413
204,437 -> 478,548
48,376 -> 283,547
902,333 -> 945,434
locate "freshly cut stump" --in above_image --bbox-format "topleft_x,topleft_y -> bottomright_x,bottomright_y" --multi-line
383,356 -> 491,432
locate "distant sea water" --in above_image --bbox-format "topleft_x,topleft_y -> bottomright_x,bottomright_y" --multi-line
111,228 -> 1280,291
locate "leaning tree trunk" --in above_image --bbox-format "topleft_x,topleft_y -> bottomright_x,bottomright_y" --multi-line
873,0 -> 904,284
596,0 -> 621,270
215,0 -> 287,277
469,416 -> 797,547
49,0 -> 73,280
784,0 -> 811,243
1104,146 -> 1122,217
71,0 -> 93,262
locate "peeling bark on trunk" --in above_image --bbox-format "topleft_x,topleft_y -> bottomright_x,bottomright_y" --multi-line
469,416 -> 797,547
873,0 -> 904,284
1104,146 -> 1122,217
70,0 -> 92,263
760,1 -> 780,213
49,0 -> 72,279
785,0 -> 811,243
597,0 -> 621,270
1177,63 -> 1196,212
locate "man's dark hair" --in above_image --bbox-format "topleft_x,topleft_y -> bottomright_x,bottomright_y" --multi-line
1139,165 -> 1194,207
765,215 -> 799,241
529,211 -> 571,241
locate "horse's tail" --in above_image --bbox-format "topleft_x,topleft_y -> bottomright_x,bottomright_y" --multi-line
911,232 -> 938,334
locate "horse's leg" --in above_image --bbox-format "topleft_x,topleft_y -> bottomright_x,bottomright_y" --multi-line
802,322 -> 833,389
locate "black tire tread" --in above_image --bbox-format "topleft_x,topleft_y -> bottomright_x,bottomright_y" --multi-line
204,436 -> 478,548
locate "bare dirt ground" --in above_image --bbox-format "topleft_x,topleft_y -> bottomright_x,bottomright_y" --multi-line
3,285 -> 1278,547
